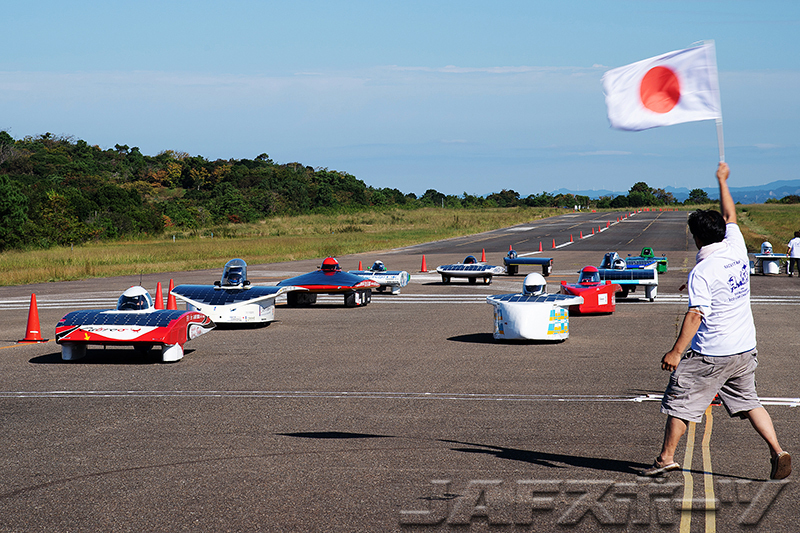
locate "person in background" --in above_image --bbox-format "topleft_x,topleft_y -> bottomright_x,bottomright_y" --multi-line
786,231 -> 800,277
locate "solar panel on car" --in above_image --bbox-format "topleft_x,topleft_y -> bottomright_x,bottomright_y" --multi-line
58,310 -> 186,327
597,269 -> 656,281
172,285 -> 281,305
440,265 -> 495,272
487,294 -> 578,303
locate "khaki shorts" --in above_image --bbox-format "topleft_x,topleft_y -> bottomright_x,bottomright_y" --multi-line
661,349 -> 762,423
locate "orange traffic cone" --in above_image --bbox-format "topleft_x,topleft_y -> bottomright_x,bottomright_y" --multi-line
580,230 -> 584,239
569,234 -> 573,242
154,281 -> 164,309
509,244 -> 513,251
606,221 -> 610,228
538,241 -> 542,252
552,239 -> 556,249
592,227 -> 595,235
19,294 -> 47,343
420,255 -> 428,273
481,249 -> 486,262
167,279 -> 177,310
358,260 -> 363,270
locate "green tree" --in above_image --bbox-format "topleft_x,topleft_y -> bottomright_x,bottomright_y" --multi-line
686,188 -> 711,204
628,182 -> 658,206
0,176 -> 29,250
37,190 -> 88,246
653,188 -> 675,205
0,130 -> 16,166
419,189 -> 446,207
210,182 -> 259,223
487,189 -> 520,207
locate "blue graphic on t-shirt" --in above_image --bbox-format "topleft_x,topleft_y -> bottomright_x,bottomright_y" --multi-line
727,263 -> 749,295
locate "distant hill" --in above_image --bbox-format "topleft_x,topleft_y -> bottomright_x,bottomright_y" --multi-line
552,179 -> 800,204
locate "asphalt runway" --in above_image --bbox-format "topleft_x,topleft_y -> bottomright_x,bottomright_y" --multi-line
2,210 -> 799,532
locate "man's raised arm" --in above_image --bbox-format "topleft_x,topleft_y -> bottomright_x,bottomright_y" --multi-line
717,162 -> 736,224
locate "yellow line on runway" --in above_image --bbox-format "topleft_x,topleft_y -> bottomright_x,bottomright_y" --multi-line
680,421 -> 696,533
625,212 -> 662,245
0,341 -> 52,350
702,406 -> 716,533
680,405 -> 716,533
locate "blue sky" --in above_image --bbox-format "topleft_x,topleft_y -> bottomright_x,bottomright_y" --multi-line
1,1 -> 798,197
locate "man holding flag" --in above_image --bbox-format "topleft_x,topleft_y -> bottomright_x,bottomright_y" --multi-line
602,44 -> 790,479
643,163 -> 790,479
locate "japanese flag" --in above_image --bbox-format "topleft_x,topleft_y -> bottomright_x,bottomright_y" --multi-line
602,42 -> 721,131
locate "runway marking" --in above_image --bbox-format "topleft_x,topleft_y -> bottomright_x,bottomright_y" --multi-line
3,293 -> 800,309
1,390 -> 798,406
702,406 -> 717,533
626,213 -> 662,245
456,233 -> 511,246
679,406 -> 716,533
680,420 -> 696,533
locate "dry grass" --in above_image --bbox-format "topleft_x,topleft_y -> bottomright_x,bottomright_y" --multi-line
6,204 -> 796,286
1,207 -> 560,286
737,204 -> 800,252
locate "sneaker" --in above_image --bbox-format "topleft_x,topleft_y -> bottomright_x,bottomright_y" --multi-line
770,451 -> 791,480
641,459 -> 681,476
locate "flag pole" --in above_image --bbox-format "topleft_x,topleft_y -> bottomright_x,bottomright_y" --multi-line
707,39 -> 725,163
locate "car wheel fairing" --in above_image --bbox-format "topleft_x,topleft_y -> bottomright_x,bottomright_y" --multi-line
61,343 -> 87,361
161,344 -> 184,362
646,285 -> 657,302
288,292 -> 317,307
344,292 -> 357,307
344,290 -> 371,307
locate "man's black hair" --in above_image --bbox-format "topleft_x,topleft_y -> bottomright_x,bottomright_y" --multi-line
688,209 -> 726,246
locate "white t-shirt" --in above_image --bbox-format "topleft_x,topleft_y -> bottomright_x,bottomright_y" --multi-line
788,236 -> 800,258
688,223 -> 756,356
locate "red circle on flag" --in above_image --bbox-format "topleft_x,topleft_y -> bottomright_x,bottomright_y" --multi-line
639,66 -> 680,113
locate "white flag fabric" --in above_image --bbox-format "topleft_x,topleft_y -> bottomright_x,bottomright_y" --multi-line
602,42 -> 721,131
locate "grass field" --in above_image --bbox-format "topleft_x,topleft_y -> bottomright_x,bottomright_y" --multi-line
0,207 -> 560,286
737,204 -> 800,253
3,205 -> 798,286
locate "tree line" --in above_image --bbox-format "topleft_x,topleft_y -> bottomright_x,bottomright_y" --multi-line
0,131 -> 718,252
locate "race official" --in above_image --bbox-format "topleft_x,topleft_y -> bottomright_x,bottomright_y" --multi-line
787,231 -> 800,277
643,162 -> 791,480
